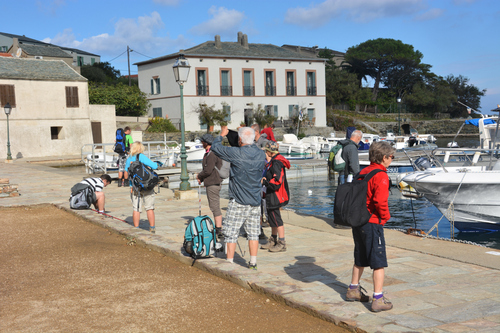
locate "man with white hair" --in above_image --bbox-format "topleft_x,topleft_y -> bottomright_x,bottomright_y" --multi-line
337,130 -> 363,185
211,126 -> 266,270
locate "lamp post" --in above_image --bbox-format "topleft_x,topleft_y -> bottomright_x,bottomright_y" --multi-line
397,97 -> 402,136
172,55 -> 191,191
4,102 -> 12,161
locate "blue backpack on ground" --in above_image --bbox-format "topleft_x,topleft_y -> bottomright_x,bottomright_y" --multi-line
114,128 -> 127,154
183,215 -> 220,259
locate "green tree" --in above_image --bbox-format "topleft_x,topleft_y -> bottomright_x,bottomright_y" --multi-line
146,117 -> 178,133
344,38 -> 424,102
193,103 -> 232,133
88,83 -> 150,116
405,77 -> 456,116
81,62 -> 121,84
251,104 -> 276,129
445,75 -> 486,118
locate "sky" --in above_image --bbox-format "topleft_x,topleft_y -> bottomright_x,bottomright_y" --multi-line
2,0 -> 499,113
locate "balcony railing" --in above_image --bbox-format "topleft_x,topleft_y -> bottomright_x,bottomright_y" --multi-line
220,85 -> 232,96
307,86 -> 317,96
265,86 -> 276,96
286,86 -> 296,96
243,86 -> 255,96
197,85 -> 209,96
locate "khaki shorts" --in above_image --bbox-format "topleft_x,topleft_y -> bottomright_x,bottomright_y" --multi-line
130,189 -> 155,212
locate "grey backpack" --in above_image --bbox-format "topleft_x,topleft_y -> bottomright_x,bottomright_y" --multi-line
69,183 -> 95,209
215,160 -> 231,179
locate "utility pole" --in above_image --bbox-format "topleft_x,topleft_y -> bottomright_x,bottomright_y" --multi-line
127,46 -> 132,86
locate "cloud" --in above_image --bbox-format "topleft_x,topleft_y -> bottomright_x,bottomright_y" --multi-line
45,12 -> 189,60
190,6 -> 245,37
284,0 -> 427,27
414,8 -> 445,21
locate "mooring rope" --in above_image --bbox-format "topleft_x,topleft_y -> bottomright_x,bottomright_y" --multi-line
424,170 -> 468,239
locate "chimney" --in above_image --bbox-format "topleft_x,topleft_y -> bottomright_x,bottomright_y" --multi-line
241,34 -> 249,49
296,46 -> 301,53
237,31 -> 243,43
215,35 -> 221,48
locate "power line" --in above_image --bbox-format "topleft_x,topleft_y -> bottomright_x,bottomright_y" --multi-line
107,50 -> 127,62
132,50 -> 153,59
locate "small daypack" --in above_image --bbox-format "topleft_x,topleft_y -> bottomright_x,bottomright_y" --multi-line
328,144 -> 345,172
128,154 -> 159,192
215,160 -> 231,179
69,183 -> 95,209
114,128 -> 127,154
333,169 -> 384,227
183,215 -> 220,259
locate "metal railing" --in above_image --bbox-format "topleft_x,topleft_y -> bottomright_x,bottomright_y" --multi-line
265,86 -> 276,96
286,86 -> 296,96
220,85 -> 232,96
243,86 -> 255,96
197,85 -> 209,96
307,86 -> 317,96
81,140 -> 180,174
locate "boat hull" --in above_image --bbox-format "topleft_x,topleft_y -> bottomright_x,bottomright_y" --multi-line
402,169 -> 500,232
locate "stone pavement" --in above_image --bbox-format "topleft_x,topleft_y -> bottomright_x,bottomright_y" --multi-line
2,159 -> 500,332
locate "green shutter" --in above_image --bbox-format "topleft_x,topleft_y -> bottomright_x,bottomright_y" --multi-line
157,78 -> 161,94
274,105 -> 278,117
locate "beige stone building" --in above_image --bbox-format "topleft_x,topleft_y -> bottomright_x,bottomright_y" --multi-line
0,57 -> 115,159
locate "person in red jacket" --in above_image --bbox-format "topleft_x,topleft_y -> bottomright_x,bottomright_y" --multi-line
346,141 -> 395,312
261,123 -> 276,142
260,141 -> 290,252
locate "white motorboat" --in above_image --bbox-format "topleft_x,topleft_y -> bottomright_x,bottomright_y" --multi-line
401,161 -> 500,232
173,140 -> 206,162
319,133 -> 344,153
300,136 -> 328,154
278,134 -> 313,155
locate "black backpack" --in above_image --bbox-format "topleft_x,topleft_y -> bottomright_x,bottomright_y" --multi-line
114,128 -> 127,154
128,154 -> 159,192
333,169 -> 384,227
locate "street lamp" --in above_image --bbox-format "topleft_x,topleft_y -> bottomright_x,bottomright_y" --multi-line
397,97 -> 402,136
172,55 -> 191,191
4,102 -> 12,161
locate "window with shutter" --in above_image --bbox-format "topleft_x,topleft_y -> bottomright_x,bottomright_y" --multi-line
65,86 -> 79,107
0,85 -> 16,107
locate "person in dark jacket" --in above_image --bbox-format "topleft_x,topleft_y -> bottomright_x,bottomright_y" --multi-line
337,130 -> 363,185
346,141 -> 395,313
197,134 -> 223,239
260,142 -> 290,252
211,126 -> 266,270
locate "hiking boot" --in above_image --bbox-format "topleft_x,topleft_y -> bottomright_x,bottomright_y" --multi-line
260,236 -> 277,250
248,262 -> 257,270
371,295 -> 393,312
346,285 -> 370,302
118,181 -> 122,187
269,239 -> 287,252
149,227 -> 156,234
124,179 -> 129,186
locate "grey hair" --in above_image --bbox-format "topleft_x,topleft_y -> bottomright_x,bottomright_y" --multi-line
238,127 -> 255,145
351,130 -> 363,139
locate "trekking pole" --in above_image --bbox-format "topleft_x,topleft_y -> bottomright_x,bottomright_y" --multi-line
198,183 -> 201,216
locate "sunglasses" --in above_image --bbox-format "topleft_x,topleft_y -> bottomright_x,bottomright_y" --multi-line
388,155 -> 395,159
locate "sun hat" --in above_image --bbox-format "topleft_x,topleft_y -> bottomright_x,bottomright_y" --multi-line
263,141 -> 279,153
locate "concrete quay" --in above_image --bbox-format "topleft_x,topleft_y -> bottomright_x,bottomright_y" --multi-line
2,159 -> 500,332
